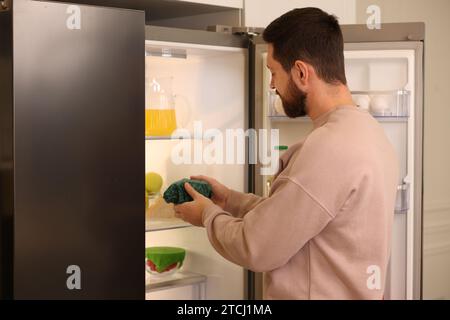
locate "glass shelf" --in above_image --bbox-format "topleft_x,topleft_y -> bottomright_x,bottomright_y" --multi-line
269,114 -> 408,123
269,116 -> 312,123
146,217 -> 192,232
267,89 -> 411,119
145,136 -> 212,141
145,271 -> 207,293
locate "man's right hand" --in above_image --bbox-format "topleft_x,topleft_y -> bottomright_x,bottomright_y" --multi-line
190,175 -> 230,210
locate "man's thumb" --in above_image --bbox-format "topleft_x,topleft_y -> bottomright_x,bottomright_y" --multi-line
184,182 -> 199,200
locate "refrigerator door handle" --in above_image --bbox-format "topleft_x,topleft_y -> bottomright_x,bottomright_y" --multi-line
231,26 -> 265,36
395,180 -> 410,214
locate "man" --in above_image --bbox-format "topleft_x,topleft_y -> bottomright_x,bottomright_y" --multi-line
174,8 -> 399,300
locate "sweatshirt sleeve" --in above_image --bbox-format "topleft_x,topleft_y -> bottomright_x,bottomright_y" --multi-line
223,189 -> 266,219
202,176 -> 334,272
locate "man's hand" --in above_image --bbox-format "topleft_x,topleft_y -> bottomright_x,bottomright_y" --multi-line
190,175 -> 230,209
174,182 -> 214,227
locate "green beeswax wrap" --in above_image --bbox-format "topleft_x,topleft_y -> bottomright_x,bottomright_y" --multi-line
163,178 -> 212,205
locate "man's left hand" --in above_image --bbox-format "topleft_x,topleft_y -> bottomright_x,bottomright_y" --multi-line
174,183 -> 214,227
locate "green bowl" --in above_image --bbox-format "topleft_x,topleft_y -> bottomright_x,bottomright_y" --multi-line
145,247 -> 186,276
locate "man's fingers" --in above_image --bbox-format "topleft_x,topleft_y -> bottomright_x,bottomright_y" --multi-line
184,182 -> 200,200
190,175 -> 215,185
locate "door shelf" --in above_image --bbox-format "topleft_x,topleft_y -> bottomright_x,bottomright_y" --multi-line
351,90 -> 410,117
268,89 -> 410,119
146,217 -> 193,232
146,271 -> 207,293
269,114 -> 409,123
268,116 -> 312,123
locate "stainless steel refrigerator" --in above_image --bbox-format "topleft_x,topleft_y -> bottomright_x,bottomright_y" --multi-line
1,0 -> 424,300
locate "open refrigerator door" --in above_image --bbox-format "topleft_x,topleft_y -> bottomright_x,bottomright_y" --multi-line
344,42 -> 423,300
253,24 -> 424,300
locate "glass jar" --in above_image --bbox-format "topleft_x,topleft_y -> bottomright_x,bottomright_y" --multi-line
145,76 -> 177,137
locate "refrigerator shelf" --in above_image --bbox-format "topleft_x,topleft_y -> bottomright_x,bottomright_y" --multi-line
146,218 -> 193,232
146,271 -> 207,293
145,136 -> 212,141
268,89 -> 410,119
268,115 -> 409,123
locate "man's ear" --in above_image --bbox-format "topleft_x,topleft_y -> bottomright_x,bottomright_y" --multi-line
291,60 -> 309,89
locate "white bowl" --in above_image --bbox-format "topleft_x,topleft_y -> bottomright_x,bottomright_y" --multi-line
370,95 -> 391,114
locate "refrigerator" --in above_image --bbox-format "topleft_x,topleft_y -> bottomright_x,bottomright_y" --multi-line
0,0 -> 424,300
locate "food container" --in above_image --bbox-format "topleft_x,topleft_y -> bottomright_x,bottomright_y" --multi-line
146,195 -> 176,220
351,90 -> 410,117
145,246 -> 186,277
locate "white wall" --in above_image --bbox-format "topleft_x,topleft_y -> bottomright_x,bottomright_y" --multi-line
244,0 -> 356,27
355,0 -> 450,300
177,0 -> 243,9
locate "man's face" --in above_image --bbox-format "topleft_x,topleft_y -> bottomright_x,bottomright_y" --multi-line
267,45 -> 308,118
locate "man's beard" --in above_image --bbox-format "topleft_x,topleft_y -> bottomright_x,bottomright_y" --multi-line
278,77 -> 308,118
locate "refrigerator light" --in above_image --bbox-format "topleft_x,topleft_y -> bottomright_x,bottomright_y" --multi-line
145,47 -> 187,59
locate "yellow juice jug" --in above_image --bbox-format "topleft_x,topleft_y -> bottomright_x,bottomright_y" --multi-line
145,77 -> 178,137
145,109 -> 177,137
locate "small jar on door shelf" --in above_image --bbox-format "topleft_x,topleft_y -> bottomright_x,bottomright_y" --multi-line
266,145 -> 289,195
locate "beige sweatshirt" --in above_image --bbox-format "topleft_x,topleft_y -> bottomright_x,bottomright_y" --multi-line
202,105 -> 399,300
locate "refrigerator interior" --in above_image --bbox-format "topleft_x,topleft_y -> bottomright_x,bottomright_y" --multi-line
261,47 -> 417,299
144,40 -> 247,300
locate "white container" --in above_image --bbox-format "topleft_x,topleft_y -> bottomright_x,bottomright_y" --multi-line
370,94 -> 391,114
351,90 -> 410,117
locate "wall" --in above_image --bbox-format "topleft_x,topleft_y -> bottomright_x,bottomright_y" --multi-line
244,0 -> 356,27
146,0 -> 356,33
355,0 -> 450,300
177,0 -> 243,8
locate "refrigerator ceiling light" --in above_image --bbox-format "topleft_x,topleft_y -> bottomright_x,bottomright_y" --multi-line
145,47 -> 187,59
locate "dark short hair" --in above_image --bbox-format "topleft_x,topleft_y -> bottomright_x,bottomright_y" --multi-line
263,7 -> 347,85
